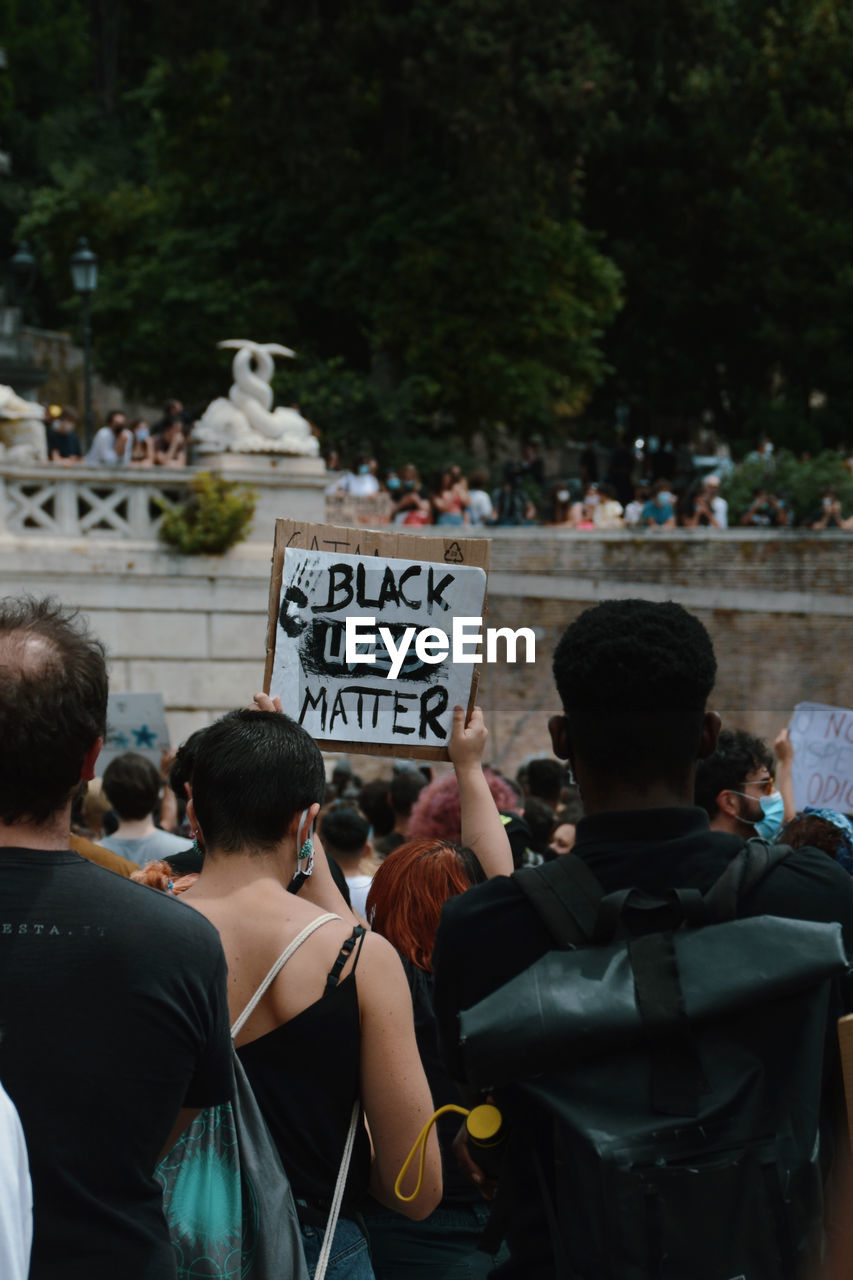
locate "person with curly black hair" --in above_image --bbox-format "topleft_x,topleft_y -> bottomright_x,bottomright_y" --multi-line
433,598 -> 853,1280
550,598 -> 717,798
695,727 -> 795,842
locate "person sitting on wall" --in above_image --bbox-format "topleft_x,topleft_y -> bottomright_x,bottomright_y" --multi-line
46,407 -> 83,466
152,418 -> 187,467
327,453 -> 380,498
592,482 -> 624,529
391,464 -> 433,526
467,471 -> 494,526
687,474 -> 728,528
809,489 -> 853,530
128,419 -> 155,467
640,479 -> 676,529
85,409 -> 131,466
739,486 -> 789,527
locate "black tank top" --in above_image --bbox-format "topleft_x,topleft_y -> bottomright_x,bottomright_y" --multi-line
236,925 -> 372,1211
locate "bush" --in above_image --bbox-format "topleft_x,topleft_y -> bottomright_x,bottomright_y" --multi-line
720,450 -> 853,526
157,471 -> 256,554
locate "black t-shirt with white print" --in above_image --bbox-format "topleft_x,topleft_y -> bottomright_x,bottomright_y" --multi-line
0,848 -> 233,1280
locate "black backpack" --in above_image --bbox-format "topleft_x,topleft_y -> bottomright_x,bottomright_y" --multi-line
458,840 -> 849,1280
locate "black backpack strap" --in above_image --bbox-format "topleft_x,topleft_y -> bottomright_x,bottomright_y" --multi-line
704,838 -> 794,922
531,1140 -> 579,1278
628,931 -> 710,1115
514,853 -> 603,948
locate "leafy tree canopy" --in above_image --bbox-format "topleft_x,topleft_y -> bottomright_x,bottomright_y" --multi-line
5,0 -> 853,453
4,0 -> 622,447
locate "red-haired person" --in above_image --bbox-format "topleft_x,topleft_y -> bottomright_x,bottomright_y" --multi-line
362,707 -> 512,1280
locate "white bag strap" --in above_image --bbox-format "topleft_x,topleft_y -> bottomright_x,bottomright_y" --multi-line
313,1100 -> 360,1280
230,912 -> 341,1039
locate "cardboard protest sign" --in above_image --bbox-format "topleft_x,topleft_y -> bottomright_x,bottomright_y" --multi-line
789,701 -> 853,812
100,692 -> 170,772
265,520 -> 490,759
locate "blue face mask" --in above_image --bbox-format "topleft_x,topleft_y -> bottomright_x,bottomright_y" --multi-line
733,790 -> 784,841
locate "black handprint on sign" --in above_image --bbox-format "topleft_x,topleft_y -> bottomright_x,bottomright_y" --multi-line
278,558 -> 320,637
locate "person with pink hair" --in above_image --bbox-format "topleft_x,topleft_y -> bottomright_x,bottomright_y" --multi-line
407,768 -> 521,845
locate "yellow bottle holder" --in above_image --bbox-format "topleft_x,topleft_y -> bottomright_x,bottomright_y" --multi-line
394,1102 -> 503,1202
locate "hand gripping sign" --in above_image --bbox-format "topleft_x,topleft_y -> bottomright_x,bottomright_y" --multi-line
264,520 -> 496,760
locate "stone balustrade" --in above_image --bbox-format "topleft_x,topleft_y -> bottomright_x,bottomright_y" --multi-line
0,515 -> 851,768
0,458 -> 328,541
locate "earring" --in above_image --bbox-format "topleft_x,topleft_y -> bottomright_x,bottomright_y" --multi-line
296,808 -> 314,877
298,834 -> 314,877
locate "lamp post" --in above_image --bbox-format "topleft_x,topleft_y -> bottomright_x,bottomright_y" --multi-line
70,237 -> 98,441
9,241 -> 37,311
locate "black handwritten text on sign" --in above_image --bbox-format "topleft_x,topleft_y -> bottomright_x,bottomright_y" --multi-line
271,547 -> 487,749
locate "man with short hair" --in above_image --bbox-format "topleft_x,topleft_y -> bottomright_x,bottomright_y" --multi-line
0,597 -> 232,1280
374,769 -> 427,856
85,408 -> 130,466
101,751 -> 192,867
318,803 -> 374,916
524,758 -> 565,813
433,598 -> 853,1280
695,727 -> 790,840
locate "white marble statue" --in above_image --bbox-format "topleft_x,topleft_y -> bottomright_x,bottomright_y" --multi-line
193,340 -> 320,456
0,385 -> 47,464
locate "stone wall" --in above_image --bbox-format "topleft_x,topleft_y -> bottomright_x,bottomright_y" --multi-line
476,529 -> 853,765
0,527 -> 850,773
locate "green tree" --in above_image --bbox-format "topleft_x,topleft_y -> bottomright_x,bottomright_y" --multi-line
722,448 -> 853,525
581,0 -> 853,447
9,0 -> 623,445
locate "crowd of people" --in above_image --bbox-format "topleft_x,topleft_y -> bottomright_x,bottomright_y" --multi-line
326,436 -> 853,532
2,593 -> 853,1279
326,456 -> 505,527
30,399 -> 853,533
42,400 -> 189,469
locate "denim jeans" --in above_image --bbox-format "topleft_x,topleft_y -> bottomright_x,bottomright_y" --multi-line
300,1214 -> 375,1280
363,1200 -> 508,1280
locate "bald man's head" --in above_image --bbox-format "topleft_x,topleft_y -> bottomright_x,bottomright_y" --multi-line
0,599 -> 108,825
